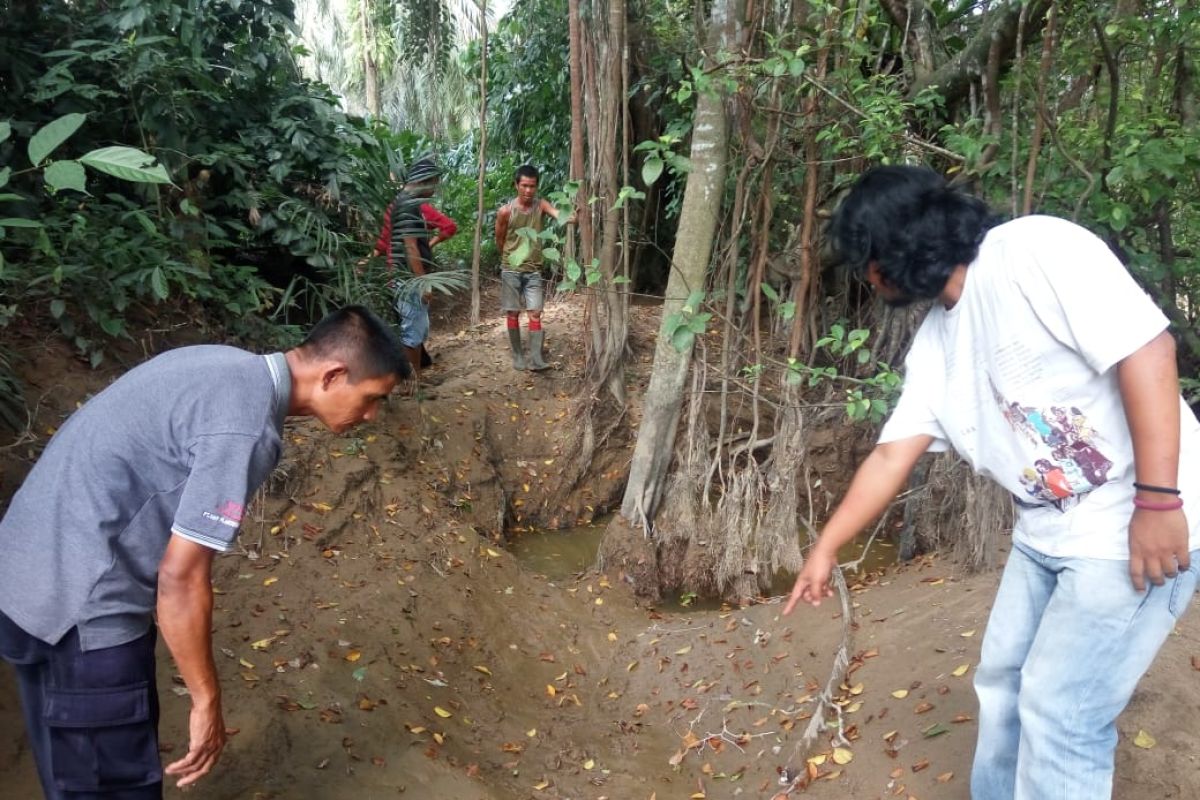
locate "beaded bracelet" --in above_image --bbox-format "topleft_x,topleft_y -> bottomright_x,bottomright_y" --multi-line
1133,482 -> 1181,496
1132,496 -> 1184,512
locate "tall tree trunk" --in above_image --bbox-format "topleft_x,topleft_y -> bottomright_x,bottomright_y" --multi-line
567,0 -> 590,269
469,0 -> 489,326
619,0 -> 741,528
360,0 -> 381,117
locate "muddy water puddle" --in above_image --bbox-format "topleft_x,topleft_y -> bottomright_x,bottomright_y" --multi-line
509,519 -> 902,609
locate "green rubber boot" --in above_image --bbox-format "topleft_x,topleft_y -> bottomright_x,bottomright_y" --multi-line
528,329 -> 550,371
507,327 -> 527,370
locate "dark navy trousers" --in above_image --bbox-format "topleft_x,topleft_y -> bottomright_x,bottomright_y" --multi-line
0,612 -> 162,799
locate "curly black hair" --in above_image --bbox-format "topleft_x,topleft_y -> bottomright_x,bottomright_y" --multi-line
830,165 -> 1002,302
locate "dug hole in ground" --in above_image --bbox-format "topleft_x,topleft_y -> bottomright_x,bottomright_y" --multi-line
1,295 -> 1197,800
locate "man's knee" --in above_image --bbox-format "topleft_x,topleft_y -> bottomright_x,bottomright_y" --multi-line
506,312 -> 521,328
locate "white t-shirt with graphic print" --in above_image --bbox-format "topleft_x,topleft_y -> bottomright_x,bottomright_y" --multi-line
880,215 -> 1200,560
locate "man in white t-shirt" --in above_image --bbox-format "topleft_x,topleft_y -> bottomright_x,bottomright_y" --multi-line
783,166 -> 1199,799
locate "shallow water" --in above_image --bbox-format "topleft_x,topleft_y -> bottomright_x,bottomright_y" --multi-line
508,518 -> 901,608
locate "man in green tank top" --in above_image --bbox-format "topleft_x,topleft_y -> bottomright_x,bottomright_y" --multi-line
495,164 -> 565,370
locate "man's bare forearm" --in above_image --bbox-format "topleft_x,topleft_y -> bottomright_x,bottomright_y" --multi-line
157,567 -> 220,709
811,435 -> 934,555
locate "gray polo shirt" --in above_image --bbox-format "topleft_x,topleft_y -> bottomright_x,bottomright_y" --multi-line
0,345 -> 289,651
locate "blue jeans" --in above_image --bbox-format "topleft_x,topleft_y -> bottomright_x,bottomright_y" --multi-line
971,542 -> 1199,799
394,286 -> 430,348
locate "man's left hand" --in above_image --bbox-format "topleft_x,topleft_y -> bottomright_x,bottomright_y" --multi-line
1128,507 -> 1190,591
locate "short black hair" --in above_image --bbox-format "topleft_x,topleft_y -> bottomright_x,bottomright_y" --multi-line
830,165 -> 1001,300
514,164 -> 540,184
299,306 -> 411,380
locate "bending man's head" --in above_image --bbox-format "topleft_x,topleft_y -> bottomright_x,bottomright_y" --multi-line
830,165 -> 1000,306
291,306 -> 409,433
298,306 -> 410,382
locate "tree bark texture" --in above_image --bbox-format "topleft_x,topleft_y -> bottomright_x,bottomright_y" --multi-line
469,0 -> 489,326
619,0 -> 742,529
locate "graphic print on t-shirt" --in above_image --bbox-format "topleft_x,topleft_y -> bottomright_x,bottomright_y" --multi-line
991,380 -> 1113,511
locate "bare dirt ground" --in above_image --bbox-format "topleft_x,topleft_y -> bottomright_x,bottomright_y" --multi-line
1,295 -> 1198,800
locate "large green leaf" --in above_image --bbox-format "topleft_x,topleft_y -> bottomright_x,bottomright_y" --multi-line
506,239 -> 532,268
642,156 -> 664,187
0,167 -> 10,190
79,146 -> 173,184
0,218 -> 43,228
44,160 -> 87,194
28,113 -> 87,167
0,122 -> 10,145
150,267 -> 169,300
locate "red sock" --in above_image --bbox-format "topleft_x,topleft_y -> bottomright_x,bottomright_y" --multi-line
506,314 -> 520,330
529,318 -> 542,332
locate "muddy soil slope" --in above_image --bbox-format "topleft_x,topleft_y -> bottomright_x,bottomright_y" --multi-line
1,301 -> 1198,800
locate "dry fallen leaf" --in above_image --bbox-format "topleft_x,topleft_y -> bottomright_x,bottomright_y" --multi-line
473,665 -> 492,676
345,650 -> 362,662
832,747 -> 853,765
936,771 -> 954,783
263,577 -> 278,586
891,689 -> 909,699
951,663 -> 971,677
433,706 -> 453,718
1133,730 -> 1156,749
583,758 -> 595,770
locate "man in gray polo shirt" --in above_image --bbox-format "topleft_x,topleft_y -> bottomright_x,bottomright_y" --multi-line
0,305 -> 408,798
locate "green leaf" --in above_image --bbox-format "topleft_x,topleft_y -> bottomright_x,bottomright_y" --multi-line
666,154 -> 692,174
0,218 -> 43,228
28,113 -> 87,167
507,239 -> 532,268
0,167 -> 9,189
150,267 -> 168,300
79,146 -> 172,184
671,326 -> 695,352
779,301 -> 796,320
50,299 -> 65,319
44,160 -> 87,194
642,156 -> 664,187
99,316 -> 123,337
542,246 -> 560,264
922,722 -> 949,739
0,121 -> 10,145
760,281 -> 779,302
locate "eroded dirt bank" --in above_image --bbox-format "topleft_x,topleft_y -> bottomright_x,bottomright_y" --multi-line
1,301 -> 1198,799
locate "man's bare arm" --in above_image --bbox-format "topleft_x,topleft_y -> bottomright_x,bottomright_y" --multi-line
784,434 -> 934,613
158,535 -> 226,787
495,205 -> 510,254
1117,330 -> 1189,590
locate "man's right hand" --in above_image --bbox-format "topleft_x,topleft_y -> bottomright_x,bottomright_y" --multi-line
783,548 -> 837,614
164,699 -> 227,788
